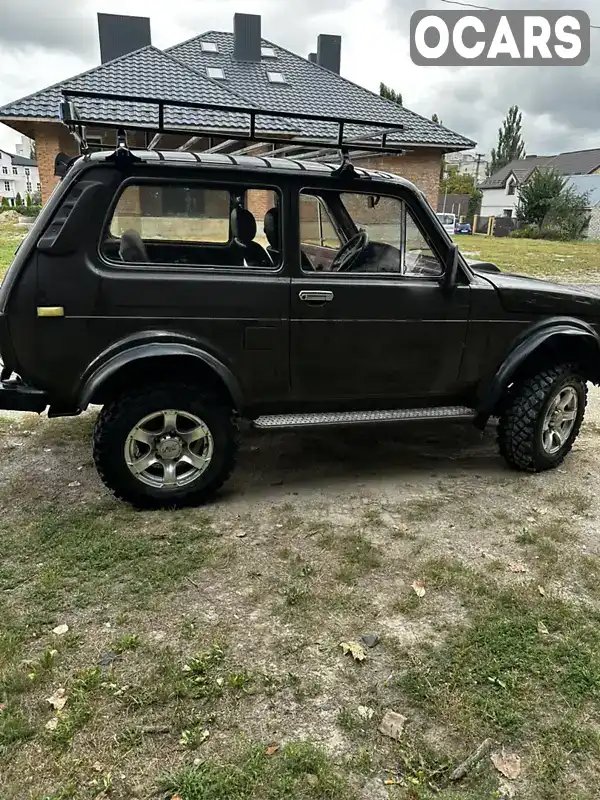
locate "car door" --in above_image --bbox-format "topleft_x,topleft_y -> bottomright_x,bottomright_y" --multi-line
290,186 -> 471,406
33,166 -> 291,408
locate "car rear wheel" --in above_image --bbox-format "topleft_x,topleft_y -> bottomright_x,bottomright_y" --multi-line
498,363 -> 587,472
93,383 -> 238,508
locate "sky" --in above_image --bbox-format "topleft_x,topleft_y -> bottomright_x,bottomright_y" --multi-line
0,0 -> 598,160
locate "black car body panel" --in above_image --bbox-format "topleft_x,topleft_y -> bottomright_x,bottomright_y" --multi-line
0,149 -> 599,425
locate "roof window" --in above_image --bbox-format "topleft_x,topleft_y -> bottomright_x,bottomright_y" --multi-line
267,71 -> 286,84
207,67 -> 226,79
261,47 -> 276,58
201,42 -> 219,53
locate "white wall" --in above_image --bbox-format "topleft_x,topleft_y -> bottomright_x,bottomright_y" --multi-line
0,149 -> 40,206
480,188 -> 519,218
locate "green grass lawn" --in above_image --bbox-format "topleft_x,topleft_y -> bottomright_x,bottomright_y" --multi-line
455,234 -> 600,281
0,225 -> 25,279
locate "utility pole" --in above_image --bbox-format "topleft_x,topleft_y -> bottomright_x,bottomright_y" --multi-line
474,152 -> 485,185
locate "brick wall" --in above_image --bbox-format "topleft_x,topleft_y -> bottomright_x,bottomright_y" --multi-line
355,150 -> 443,208
34,123 -> 80,203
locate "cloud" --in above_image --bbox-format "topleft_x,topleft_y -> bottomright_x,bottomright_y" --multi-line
0,0 -> 598,158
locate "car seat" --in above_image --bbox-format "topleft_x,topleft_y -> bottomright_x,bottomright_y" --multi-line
231,207 -> 274,268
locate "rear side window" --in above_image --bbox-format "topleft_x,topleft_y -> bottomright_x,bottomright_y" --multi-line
102,181 -> 282,270
109,185 -> 231,243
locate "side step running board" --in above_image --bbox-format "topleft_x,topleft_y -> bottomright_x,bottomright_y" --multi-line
253,407 -> 475,430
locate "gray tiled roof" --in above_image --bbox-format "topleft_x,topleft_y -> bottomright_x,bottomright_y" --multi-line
0,32 -> 475,151
480,148 -> 600,190
169,32 -> 475,150
11,154 -> 37,167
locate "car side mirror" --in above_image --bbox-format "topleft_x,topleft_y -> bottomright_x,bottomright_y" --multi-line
442,243 -> 459,292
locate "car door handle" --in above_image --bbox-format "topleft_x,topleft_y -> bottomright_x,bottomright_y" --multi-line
299,290 -> 334,304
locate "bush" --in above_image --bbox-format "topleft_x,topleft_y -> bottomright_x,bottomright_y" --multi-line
511,225 -> 567,241
14,204 -> 41,218
516,168 -> 590,240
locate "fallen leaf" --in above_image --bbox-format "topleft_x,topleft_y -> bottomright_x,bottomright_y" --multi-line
508,563 -> 528,574
357,705 -> 374,720
265,743 -> 280,755
537,621 -> 549,636
340,641 -> 367,662
491,751 -> 522,781
378,710 -> 407,741
361,633 -> 380,649
412,579 -> 426,598
46,688 -> 67,711
0,703 -> 5,712
52,624 -> 69,636
45,717 -> 59,731
538,585 -> 546,596
171,796 -> 183,800
384,778 -> 398,785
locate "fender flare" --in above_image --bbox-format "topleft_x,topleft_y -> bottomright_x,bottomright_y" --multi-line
475,319 -> 600,427
79,341 -> 244,410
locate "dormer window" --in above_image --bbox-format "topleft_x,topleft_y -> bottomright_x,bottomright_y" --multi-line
507,178 -> 516,195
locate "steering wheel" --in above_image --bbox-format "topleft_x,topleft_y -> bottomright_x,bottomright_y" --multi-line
331,229 -> 369,272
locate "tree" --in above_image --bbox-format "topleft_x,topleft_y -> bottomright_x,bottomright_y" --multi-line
379,82 -> 402,106
441,165 -> 476,195
1,197 -> 9,209
431,113 -> 442,124
15,192 -> 22,207
29,139 -> 36,161
26,194 -> 32,207
517,169 -> 566,229
517,168 -> 590,239
487,105 -> 526,176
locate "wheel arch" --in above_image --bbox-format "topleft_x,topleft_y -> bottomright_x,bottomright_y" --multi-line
476,319 -> 600,427
79,342 -> 244,411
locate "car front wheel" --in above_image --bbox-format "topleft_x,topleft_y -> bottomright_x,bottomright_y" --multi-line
93,383 -> 238,508
498,363 -> 587,472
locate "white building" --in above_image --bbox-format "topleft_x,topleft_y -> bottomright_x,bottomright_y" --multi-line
445,150 -> 489,183
0,147 -> 40,206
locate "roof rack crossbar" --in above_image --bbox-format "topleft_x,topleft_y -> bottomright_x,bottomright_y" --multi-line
60,88 -> 407,155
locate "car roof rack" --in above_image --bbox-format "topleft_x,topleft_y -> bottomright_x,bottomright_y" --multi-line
59,89 -> 406,166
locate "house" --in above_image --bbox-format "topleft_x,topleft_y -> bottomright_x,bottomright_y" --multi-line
0,148 -> 40,206
0,12 -> 475,206
565,174 -> 600,239
479,148 -> 600,218
445,150 -> 488,182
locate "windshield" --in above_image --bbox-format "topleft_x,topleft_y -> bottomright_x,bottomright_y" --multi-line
437,213 -> 455,226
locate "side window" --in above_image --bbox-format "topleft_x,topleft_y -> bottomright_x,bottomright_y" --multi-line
108,185 -> 231,243
340,193 -> 402,252
404,209 -> 443,277
103,182 -> 282,269
300,194 -> 341,249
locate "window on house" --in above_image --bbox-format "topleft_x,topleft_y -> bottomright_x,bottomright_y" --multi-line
507,180 -> 516,195
12,167 -> 17,175
2,167 -> 7,175
206,67 -> 225,79
37,183 -> 41,191
103,182 -> 282,270
503,209 -> 513,218
4,181 -> 10,192
261,47 -> 276,58
27,182 -> 32,192
25,168 -> 30,176
201,41 -> 219,52
267,71 -> 286,83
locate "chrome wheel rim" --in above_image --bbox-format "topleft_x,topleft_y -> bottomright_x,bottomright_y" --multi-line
124,409 -> 214,490
541,385 -> 579,455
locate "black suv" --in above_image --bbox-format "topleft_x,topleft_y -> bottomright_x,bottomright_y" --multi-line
0,146 -> 598,508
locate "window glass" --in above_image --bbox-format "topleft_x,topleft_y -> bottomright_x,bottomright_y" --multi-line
104,183 -> 281,269
109,185 -> 231,243
340,193 -> 402,252
300,194 -> 341,249
404,210 -> 443,277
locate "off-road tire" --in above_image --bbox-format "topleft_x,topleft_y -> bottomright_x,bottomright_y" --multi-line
498,363 -> 587,473
93,383 -> 238,509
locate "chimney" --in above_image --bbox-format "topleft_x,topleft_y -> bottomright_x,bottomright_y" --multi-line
234,13 -> 261,62
97,13 -> 151,63
308,53 -> 317,63
317,34 -> 341,74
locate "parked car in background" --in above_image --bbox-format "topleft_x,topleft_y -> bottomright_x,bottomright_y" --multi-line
455,221 -> 472,235
436,212 -> 456,236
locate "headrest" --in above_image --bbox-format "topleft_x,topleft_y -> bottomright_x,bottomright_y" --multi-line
231,207 -> 257,244
119,229 -> 148,263
264,207 -> 280,249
